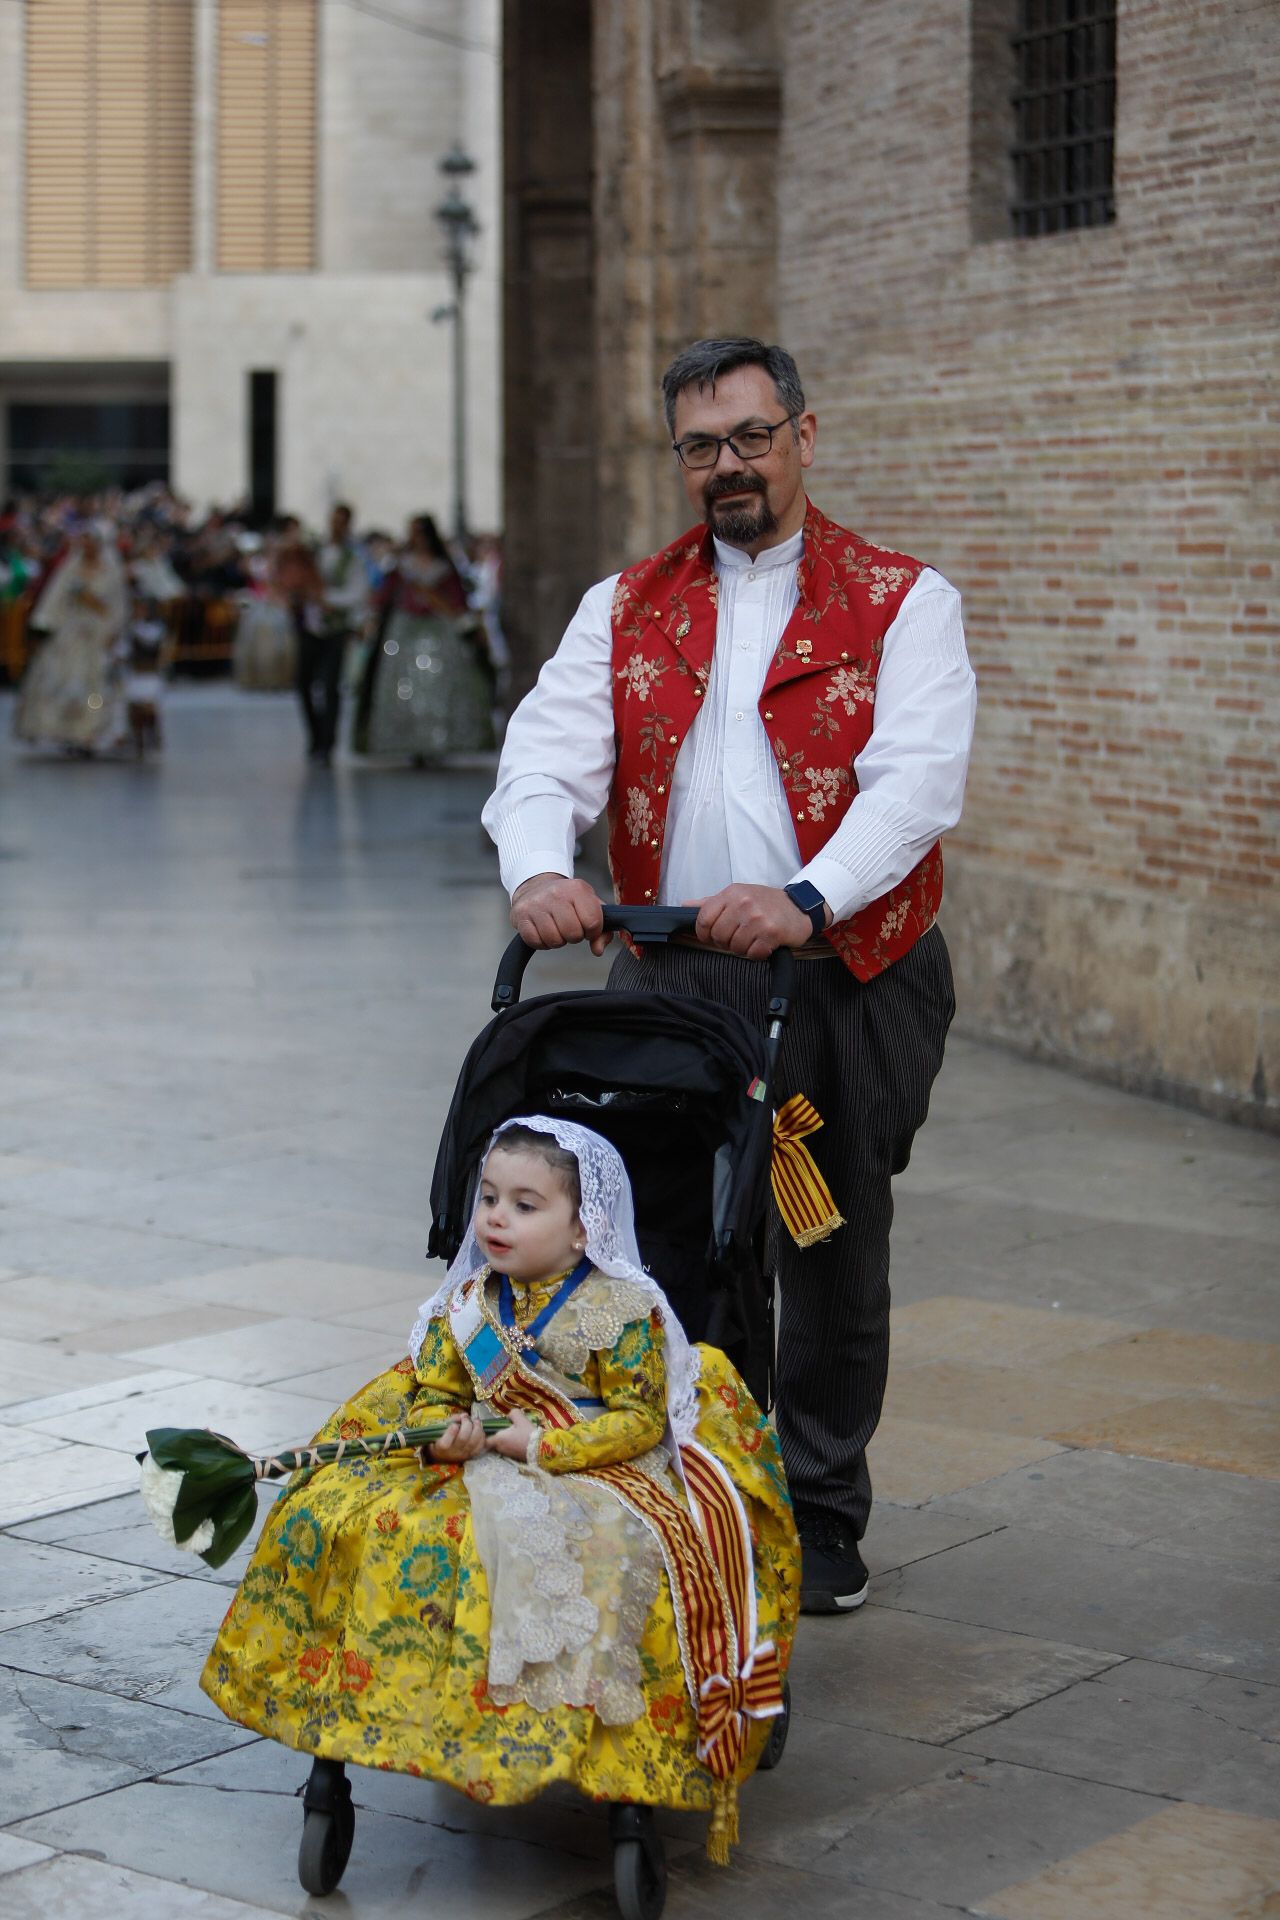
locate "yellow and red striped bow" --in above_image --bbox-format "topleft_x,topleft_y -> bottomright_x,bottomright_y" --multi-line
696,1639 -> 785,1760
771,1094 -> 845,1248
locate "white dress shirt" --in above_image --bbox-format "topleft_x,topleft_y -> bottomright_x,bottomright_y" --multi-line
483,522 -> 977,923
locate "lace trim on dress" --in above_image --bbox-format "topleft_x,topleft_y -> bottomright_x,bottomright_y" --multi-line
464,1451 -> 661,1724
536,1273 -> 659,1379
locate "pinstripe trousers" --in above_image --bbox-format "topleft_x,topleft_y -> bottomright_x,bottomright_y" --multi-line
609,925 -> 956,1539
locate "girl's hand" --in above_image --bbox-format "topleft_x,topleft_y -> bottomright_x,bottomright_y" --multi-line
428,1413 -> 488,1463
486,1410 -> 535,1460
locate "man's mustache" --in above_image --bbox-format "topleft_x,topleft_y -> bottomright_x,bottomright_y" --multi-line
704,473 -> 767,505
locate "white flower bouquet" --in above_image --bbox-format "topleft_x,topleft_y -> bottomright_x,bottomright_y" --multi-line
137,1418 -> 509,1568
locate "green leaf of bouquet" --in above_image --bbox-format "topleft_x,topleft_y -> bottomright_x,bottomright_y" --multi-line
199,1483 -> 260,1568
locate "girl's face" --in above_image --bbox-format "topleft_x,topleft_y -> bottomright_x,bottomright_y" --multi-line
474,1147 -> 583,1282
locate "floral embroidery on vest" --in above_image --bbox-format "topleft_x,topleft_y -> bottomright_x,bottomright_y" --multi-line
607,500 -> 944,978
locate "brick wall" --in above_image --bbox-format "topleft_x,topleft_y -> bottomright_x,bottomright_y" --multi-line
777,0 -> 1279,1125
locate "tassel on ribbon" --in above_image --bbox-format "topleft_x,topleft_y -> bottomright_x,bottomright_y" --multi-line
706,1778 -> 740,1867
770,1094 -> 845,1247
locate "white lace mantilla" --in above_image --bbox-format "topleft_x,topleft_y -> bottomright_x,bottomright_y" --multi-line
411,1116 -> 704,1443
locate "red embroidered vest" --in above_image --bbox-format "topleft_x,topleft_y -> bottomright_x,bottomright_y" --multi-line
607,499 -> 943,982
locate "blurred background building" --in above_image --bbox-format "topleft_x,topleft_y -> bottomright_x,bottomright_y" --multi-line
502,0 -> 1278,1132
0,0 -> 501,531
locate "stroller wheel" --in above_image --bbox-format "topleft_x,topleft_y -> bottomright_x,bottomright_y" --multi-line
298,1759 -> 355,1895
610,1804 -> 667,1920
756,1675 -> 791,1772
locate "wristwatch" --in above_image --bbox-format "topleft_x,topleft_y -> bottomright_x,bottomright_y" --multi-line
783,880 -> 829,940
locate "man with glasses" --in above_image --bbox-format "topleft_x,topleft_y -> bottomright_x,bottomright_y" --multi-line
483,338 -> 976,1613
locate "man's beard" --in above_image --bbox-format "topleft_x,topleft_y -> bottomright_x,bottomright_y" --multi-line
702,476 -> 778,546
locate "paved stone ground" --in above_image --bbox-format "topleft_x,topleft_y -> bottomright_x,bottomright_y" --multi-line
0,683 -> 1277,1920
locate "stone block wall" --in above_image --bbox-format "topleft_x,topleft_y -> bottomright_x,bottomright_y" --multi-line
775,0 -> 1279,1126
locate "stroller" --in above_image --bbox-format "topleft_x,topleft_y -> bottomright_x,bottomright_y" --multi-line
296,907 -> 798,1920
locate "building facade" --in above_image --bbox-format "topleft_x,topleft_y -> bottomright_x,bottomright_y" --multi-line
0,0 -> 501,534
503,0 -> 1279,1128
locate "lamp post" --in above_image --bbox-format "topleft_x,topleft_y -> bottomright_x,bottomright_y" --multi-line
433,143 -> 479,545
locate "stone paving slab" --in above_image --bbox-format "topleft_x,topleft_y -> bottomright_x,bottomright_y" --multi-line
0,1853 -> 288,1919
1053,1395 -> 1280,1479
884,1357 -> 1170,1440
977,1802 -> 1280,1919
0,1536 -> 166,1632
866,1413 -> 1064,1503
0,1576 -> 236,1719
0,1440 -> 137,1527
951,1663 -> 1280,1818
10,1484 -> 283,1586
115,1312 -> 394,1387
749,1755 -> 1163,1906
876,1527 -> 1280,1684
163,1254 -> 430,1317
0,1833 -> 56,1875
0,1666 -> 258,1824
926,1447 -> 1280,1574
536,1853 -> 963,1919
790,1603 -> 1121,1743
7,1373 -> 340,1457
0,1271 -> 268,1345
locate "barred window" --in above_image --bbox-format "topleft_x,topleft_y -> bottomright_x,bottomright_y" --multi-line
1010,0 -> 1117,236
24,0 -> 194,289
217,0 -> 317,272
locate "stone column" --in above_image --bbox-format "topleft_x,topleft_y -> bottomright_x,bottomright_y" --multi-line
592,0 -> 782,570
501,0 -> 596,695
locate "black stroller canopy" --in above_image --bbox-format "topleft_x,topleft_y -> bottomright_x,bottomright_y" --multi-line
427,988 -> 777,1379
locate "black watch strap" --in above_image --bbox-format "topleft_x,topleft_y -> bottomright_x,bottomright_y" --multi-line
783,881 -> 828,939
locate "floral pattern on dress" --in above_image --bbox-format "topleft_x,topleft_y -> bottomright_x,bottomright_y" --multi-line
201,1295 -> 798,1814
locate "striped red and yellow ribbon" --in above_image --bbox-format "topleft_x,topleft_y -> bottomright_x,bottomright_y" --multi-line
771,1093 -> 845,1248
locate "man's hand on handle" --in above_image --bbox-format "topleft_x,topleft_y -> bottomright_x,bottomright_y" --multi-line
691,884 -> 827,959
510,873 -> 612,956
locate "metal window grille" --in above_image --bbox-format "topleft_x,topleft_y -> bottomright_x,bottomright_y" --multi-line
1010,0 -> 1116,236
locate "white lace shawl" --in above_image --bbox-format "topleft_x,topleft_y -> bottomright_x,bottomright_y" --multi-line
409,1115 -> 703,1443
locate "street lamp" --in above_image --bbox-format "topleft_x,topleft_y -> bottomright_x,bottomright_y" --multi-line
433,143 -> 480,545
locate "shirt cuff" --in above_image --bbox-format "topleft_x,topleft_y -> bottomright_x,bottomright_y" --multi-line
524,1425 -> 544,1468
490,822 -> 575,898
793,853 -> 866,924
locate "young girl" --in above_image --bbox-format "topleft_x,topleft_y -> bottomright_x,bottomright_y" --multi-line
202,1117 -> 799,1857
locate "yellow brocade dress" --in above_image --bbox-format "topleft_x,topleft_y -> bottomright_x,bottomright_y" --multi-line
201,1269 -> 800,1812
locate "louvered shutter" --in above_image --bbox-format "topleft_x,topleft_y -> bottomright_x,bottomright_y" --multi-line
24,0 -> 193,289
216,0 -> 316,271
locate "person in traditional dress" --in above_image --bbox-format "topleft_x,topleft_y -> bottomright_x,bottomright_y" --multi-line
233,527 -> 298,692
353,513 -> 493,762
13,523 -> 129,753
121,594 -> 170,757
202,1118 -> 799,1860
484,337 -> 978,1615
298,502 -> 367,766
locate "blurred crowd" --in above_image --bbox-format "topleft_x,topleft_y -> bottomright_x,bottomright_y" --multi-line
1,486 -> 506,765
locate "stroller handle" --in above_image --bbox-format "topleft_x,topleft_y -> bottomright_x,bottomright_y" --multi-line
491,905 -> 798,1025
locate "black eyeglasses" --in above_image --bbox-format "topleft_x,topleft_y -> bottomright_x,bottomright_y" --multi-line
671,413 -> 800,470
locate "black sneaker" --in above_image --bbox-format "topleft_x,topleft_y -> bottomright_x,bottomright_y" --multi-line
797,1513 -> 870,1614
